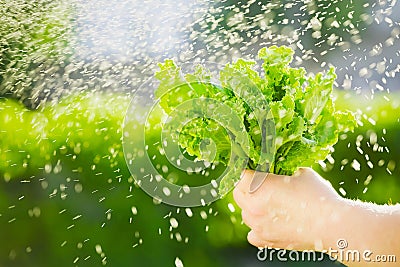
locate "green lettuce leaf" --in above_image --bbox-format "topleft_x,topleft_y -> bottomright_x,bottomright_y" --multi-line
155,45 -> 358,196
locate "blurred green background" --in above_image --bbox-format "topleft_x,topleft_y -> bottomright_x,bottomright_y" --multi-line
1,0 -> 399,267
1,90 -> 398,267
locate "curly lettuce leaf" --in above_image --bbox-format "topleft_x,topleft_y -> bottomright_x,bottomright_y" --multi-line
155,45 -> 358,196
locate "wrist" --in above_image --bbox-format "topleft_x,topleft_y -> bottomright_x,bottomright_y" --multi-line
321,198 -> 369,251
309,196 -> 350,251
321,198 -> 400,266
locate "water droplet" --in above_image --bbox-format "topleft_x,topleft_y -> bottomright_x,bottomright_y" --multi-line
185,208 -> 193,217
338,187 -> 347,196
200,211 -> 207,220
131,206 -> 138,215
95,244 -> 102,254
163,187 -> 171,196
351,159 -> 361,171
227,203 -> 235,213
170,217 -> 179,228
175,257 -> 184,267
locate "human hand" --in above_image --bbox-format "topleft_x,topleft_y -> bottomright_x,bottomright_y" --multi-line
233,167 -> 344,251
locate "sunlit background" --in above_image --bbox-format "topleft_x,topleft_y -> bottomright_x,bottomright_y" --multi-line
1,0 -> 399,266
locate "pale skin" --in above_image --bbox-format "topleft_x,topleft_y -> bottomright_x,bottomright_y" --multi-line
233,167 -> 400,266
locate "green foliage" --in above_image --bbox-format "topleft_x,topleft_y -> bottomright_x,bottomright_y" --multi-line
0,93 -> 248,267
315,91 -> 400,204
194,0 -> 371,56
0,0 -> 75,107
155,46 -> 357,194
0,91 -> 398,266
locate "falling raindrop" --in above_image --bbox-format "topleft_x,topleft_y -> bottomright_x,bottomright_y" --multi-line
170,217 -> 179,229
175,257 -> 184,267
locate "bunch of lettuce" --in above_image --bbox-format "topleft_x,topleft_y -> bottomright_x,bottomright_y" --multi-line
155,46 -> 357,194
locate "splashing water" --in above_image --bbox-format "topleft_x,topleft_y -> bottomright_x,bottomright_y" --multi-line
0,0 -> 399,266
